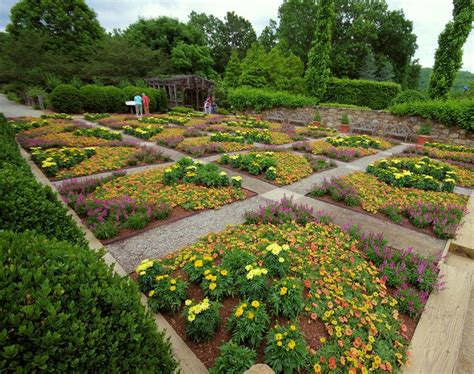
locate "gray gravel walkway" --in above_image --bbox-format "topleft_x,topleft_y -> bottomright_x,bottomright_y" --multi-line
0,94 -> 45,117
108,195 -> 270,273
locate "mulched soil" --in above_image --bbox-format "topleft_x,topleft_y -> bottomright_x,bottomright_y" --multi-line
311,194 -> 441,239
100,188 -> 256,245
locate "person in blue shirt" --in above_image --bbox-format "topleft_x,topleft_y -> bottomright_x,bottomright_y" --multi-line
134,94 -> 143,117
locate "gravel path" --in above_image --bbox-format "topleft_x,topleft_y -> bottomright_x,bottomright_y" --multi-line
107,195 -> 270,273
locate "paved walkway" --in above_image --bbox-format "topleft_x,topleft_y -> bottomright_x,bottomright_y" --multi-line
0,94 -> 44,117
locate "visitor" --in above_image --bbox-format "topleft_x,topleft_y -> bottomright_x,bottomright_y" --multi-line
142,92 -> 150,115
204,96 -> 212,114
211,96 -> 217,114
134,93 -> 143,117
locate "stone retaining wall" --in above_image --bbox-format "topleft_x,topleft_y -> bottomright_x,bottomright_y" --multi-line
249,107 -> 474,146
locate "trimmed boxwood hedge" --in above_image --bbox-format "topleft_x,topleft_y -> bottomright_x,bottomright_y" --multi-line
228,87 -> 316,111
0,112 -> 178,370
391,89 -> 427,106
323,78 -> 401,110
0,116 -> 86,245
389,99 -> 474,131
0,230 -> 177,372
49,84 -> 83,113
50,84 -> 167,114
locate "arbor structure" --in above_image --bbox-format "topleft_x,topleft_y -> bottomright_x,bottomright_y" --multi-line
305,0 -> 335,99
429,0 -> 473,99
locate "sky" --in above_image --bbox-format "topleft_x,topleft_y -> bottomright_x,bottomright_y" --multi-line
0,0 -> 473,72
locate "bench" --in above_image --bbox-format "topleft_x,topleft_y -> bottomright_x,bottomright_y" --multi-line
288,113 -> 312,126
382,123 -> 413,142
265,111 -> 287,123
351,120 -> 379,135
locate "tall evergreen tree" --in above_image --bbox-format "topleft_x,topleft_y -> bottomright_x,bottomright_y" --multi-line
305,0 -> 335,99
223,51 -> 241,88
359,49 -> 377,80
429,0 -> 473,99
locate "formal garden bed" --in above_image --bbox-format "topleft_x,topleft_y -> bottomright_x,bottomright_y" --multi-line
60,157 -> 253,242
402,142 -> 474,170
308,156 -> 470,239
10,117 -> 170,180
218,151 -> 335,186
292,134 -> 393,162
133,198 -> 442,372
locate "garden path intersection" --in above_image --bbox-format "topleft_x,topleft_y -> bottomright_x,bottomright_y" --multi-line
7,106 -> 474,373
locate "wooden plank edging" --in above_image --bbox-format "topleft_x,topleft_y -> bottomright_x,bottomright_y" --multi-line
17,145 -> 208,374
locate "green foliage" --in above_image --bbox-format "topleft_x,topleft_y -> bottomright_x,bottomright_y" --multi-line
80,85 -> 126,113
228,87 -> 315,111
258,19 -> 278,52
391,89 -> 427,105
358,49 -> 377,81
183,298 -> 221,342
236,264 -> 269,300
418,123 -> 432,136
227,300 -> 270,347
419,67 -> 474,94
319,102 -> 370,110
268,277 -> 304,319
223,51 -> 242,88
262,243 -> 291,278
324,78 -> 401,109
429,0 -> 473,98
220,152 -> 277,176
171,42 -> 217,77
264,323 -> 309,374
305,0 -> 335,99
49,84 -> 82,113
0,230 -> 177,371
389,98 -> 474,131
200,266 -> 234,300
210,341 -> 257,374
148,275 -> 188,313
340,114 -> 350,125
7,0 -> 104,55
0,118 -> 86,245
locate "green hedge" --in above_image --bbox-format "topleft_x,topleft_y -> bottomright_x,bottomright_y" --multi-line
0,230 -> 177,372
227,87 -> 316,111
323,78 -> 401,110
0,117 -> 86,245
50,84 -> 167,114
389,99 -> 474,131
50,84 -> 83,113
391,90 -> 427,106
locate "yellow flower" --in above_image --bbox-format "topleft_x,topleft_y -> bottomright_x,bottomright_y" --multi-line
368,335 -> 375,343
247,311 -> 255,320
194,259 -> 203,267
235,308 -> 244,317
187,314 -> 195,322
275,333 -> 283,341
170,279 -> 177,284
320,337 -> 326,343
139,271 -> 146,276
290,325 -> 296,331
251,300 -> 260,308
314,364 -> 322,373
148,290 -> 155,297
185,299 -> 192,306
220,270 -> 228,276
278,257 -> 285,263
169,286 -> 176,291
280,287 -> 288,296
277,341 -> 282,347
209,282 -> 217,290
287,340 -> 296,350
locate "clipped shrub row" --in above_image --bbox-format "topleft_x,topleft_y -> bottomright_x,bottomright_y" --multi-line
50,84 -> 167,114
227,87 -> 316,111
323,78 -> 402,110
0,114 -> 177,371
389,98 -> 474,131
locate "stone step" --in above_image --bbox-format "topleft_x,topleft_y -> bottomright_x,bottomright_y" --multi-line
403,263 -> 472,374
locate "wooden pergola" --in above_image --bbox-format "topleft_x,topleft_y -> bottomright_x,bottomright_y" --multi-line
145,75 -> 215,110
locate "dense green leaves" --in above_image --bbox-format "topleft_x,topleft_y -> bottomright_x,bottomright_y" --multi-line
0,230 -> 177,372
305,0 -> 335,99
324,78 -> 401,109
171,42 -> 216,78
429,0 -> 473,98
227,87 -> 315,111
49,84 -> 82,113
389,98 -> 474,131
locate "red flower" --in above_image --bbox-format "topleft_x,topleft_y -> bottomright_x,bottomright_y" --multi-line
311,313 -> 318,321
328,357 -> 337,370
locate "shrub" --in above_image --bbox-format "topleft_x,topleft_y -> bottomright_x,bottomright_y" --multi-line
147,274 -> 188,313
391,89 -> 427,105
49,84 -> 82,113
227,300 -> 270,347
102,86 -> 127,113
389,98 -> 474,131
210,341 -> 257,374
183,298 -> 221,342
227,87 -> 315,111
0,118 -> 86,245
122,86 -> 167,112
323,78 -> 401,110
268,277 -> 304,319
0,230 -> 177,372
80,84 -> 108,112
